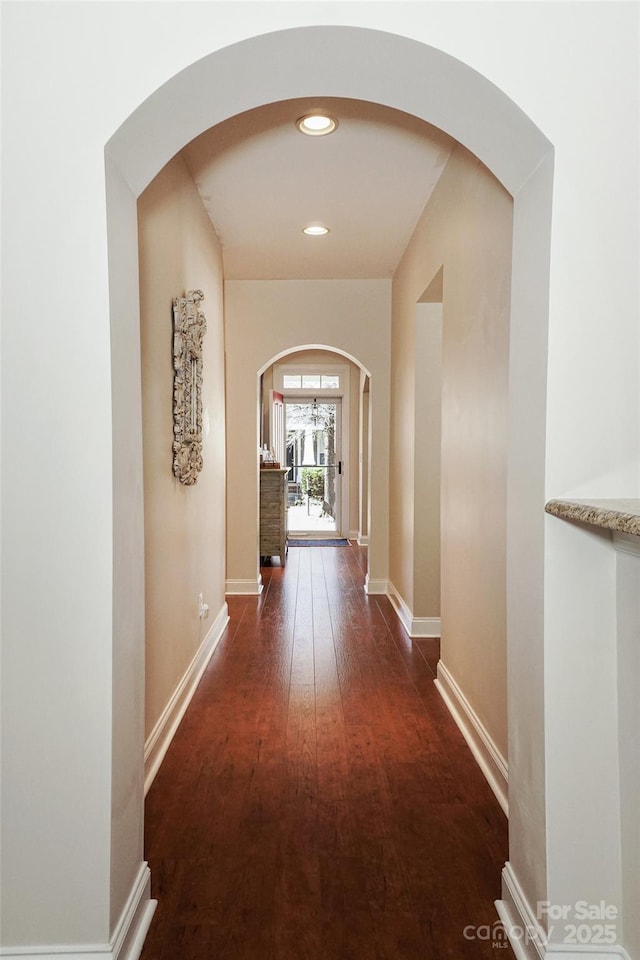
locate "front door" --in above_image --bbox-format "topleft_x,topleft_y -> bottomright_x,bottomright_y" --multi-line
285,398 -> 342,536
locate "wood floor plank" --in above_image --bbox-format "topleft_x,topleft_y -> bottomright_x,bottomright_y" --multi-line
141,543 -> 513,959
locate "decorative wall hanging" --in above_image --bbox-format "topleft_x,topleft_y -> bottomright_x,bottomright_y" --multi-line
172,289 -> 206,485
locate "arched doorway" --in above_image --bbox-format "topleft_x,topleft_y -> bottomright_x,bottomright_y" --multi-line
106,25 -> 553,950
257,345 -> 372,556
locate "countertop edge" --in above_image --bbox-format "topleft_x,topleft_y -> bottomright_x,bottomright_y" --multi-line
545,499 -> 640,537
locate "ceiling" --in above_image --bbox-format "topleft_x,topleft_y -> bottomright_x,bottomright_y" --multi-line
181,98 -> 455,281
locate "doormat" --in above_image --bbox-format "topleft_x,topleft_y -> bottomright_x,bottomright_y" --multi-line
288,538 -> 350,547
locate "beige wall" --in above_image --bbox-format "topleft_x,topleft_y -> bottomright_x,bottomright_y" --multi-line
391,144 -> 513,759
224,279 -> 391,593
413,302 -> 442,620
138,154 -> 227,739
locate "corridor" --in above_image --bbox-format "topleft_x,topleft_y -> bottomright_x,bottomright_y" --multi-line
141,544 -> 513,959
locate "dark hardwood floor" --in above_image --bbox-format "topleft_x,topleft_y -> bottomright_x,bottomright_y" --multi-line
141,543 -> 513,959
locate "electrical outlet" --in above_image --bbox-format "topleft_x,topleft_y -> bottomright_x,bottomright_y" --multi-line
198,593 -> 209,620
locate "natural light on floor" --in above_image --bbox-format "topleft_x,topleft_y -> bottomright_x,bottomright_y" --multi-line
287,499 -> 336,532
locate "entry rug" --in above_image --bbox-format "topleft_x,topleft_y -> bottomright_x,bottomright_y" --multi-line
288,538 -> 350,547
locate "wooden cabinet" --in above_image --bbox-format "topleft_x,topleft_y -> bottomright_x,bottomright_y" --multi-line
259,468 -> 288,563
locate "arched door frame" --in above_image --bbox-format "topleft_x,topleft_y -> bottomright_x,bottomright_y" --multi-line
257,343 -> 372,554
105,23 -> 553,940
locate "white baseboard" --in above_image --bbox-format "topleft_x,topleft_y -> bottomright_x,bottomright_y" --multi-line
111,863 -> 157,960
435,659 -> 509,815
0,864 -> 157,960
386,581 -> 441,638
357,535 -> 369,546
348,529 -> 360,541
496,862 -> 546,959
225,577 -> 263,595
364,575 -> 388,595
495,863 -> 632,960
144,602 -> 229,794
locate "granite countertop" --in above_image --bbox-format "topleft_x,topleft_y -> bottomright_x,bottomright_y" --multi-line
545,499 -> 640,536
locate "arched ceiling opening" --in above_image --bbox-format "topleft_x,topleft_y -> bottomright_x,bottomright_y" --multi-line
107,26 -> 551,201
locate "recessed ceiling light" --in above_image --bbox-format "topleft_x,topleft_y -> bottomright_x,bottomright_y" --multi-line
303,225 -> 330,236
296,114 -> 338,136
